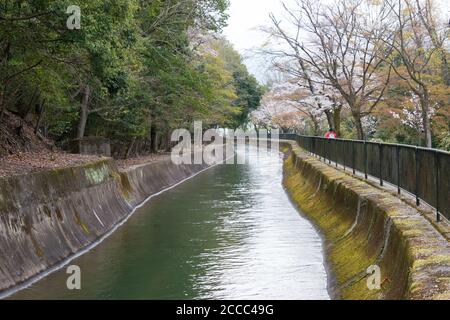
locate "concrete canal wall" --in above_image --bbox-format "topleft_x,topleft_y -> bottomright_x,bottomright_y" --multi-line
282,141 -> 450,300
2,139 -> 449,300
0,157 -> 210,295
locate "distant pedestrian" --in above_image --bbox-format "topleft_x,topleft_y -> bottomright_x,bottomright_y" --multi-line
325,128 -> 337,139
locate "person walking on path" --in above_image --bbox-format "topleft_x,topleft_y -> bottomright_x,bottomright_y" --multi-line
325,128 -> 337,139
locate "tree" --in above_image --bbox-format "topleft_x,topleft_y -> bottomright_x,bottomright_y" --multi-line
206,37 -> 264,129
385,0 -> 447,147
264,0 -> 394,139
270,59 -> 345,135
415,0 -> 450,86
251,80 -> 327,134
0,0 -> 237,158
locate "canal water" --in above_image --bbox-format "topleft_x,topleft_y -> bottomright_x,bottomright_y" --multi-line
11,147 -> 329,300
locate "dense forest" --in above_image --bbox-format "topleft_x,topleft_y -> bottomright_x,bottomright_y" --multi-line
252,0 -> 450,150
0,0 -> 263,158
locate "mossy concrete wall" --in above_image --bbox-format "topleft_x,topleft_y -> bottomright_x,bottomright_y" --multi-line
282,141 -> 450,300
0,157 -> 210,295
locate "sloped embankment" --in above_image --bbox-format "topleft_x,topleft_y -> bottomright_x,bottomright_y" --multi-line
282,141 -> 450,300
0,157 -> 210,295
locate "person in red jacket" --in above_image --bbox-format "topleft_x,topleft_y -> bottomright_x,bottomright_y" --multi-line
325,128 -> 337,139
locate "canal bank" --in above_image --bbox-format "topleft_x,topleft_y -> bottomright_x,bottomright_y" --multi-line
7,139 -> 448,300
9,147 -> 329,299
282,140 -> 450,300
0,153 -> 213,297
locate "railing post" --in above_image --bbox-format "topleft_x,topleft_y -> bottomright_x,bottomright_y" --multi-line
352,142 -> 356,175
436,151 -> 441,222
328,139 -> 331,164
343,141 -> 346,172
333,140 -> 338,168
309,138 -> 312,156
379,143 -> 383,186
319,139 -> 322,162
335,141 -> 338,168
397,145 -> 401,195
321,139 -> 324,162
313,138 -> 316,157
364,140 -> 368,179
415,147 -> 420,207
326,139 -> 329,164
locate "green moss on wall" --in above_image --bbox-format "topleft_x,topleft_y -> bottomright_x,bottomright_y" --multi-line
119,172 -> 133,200
84,162 -> 110,185
281,142 -> 450,300
74,210 -> 90,235
284,155 -> 385,299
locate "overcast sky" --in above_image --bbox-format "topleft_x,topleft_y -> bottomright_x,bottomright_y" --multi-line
223,0 -> 286,83
223,0 -> 449,84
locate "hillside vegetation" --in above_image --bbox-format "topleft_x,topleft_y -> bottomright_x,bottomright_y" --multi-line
0,0 -> 263,159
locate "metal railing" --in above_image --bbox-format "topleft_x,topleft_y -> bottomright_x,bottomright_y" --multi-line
280,134 -> 450,222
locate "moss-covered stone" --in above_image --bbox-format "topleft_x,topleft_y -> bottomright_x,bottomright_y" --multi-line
84,162 -> 110,185
281,141 -> 450,300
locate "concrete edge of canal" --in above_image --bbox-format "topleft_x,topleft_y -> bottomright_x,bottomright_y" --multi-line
282,140 -> 450,300
0,155 -> 212,297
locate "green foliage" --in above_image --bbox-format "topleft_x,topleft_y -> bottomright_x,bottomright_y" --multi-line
438,132 -> 450,151
212,38 -> 264,128
0,0 -> 261,156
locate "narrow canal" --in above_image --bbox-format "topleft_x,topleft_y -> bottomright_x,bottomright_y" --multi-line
11,147 -> 329,300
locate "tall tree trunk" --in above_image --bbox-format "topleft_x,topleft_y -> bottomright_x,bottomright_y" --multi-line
253,123 -> 259,138
0,85 -> 6,122
77,85 -> 90,139
438,49 -> 450,86
150,125 -> 158,153
325,106 -> 342,137
333,106 -> 342,137
0,42 -> 10,122
135,138 -> 143,157
165,130 -> 172,152
21,87 -> 39,119
125,137 -> 137,159
158,133 -> 165,151
34,99 -> 46,134
325,110 -> 334,130
420,96 -> 433,148
353,112 -> 365,140
310,116 -> 320,136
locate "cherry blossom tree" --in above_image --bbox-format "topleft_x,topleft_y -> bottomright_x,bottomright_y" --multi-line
251,79 -> 332,134
262,0 -> 394,139
390,92 -> 437,139
384,0 -> 449,147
